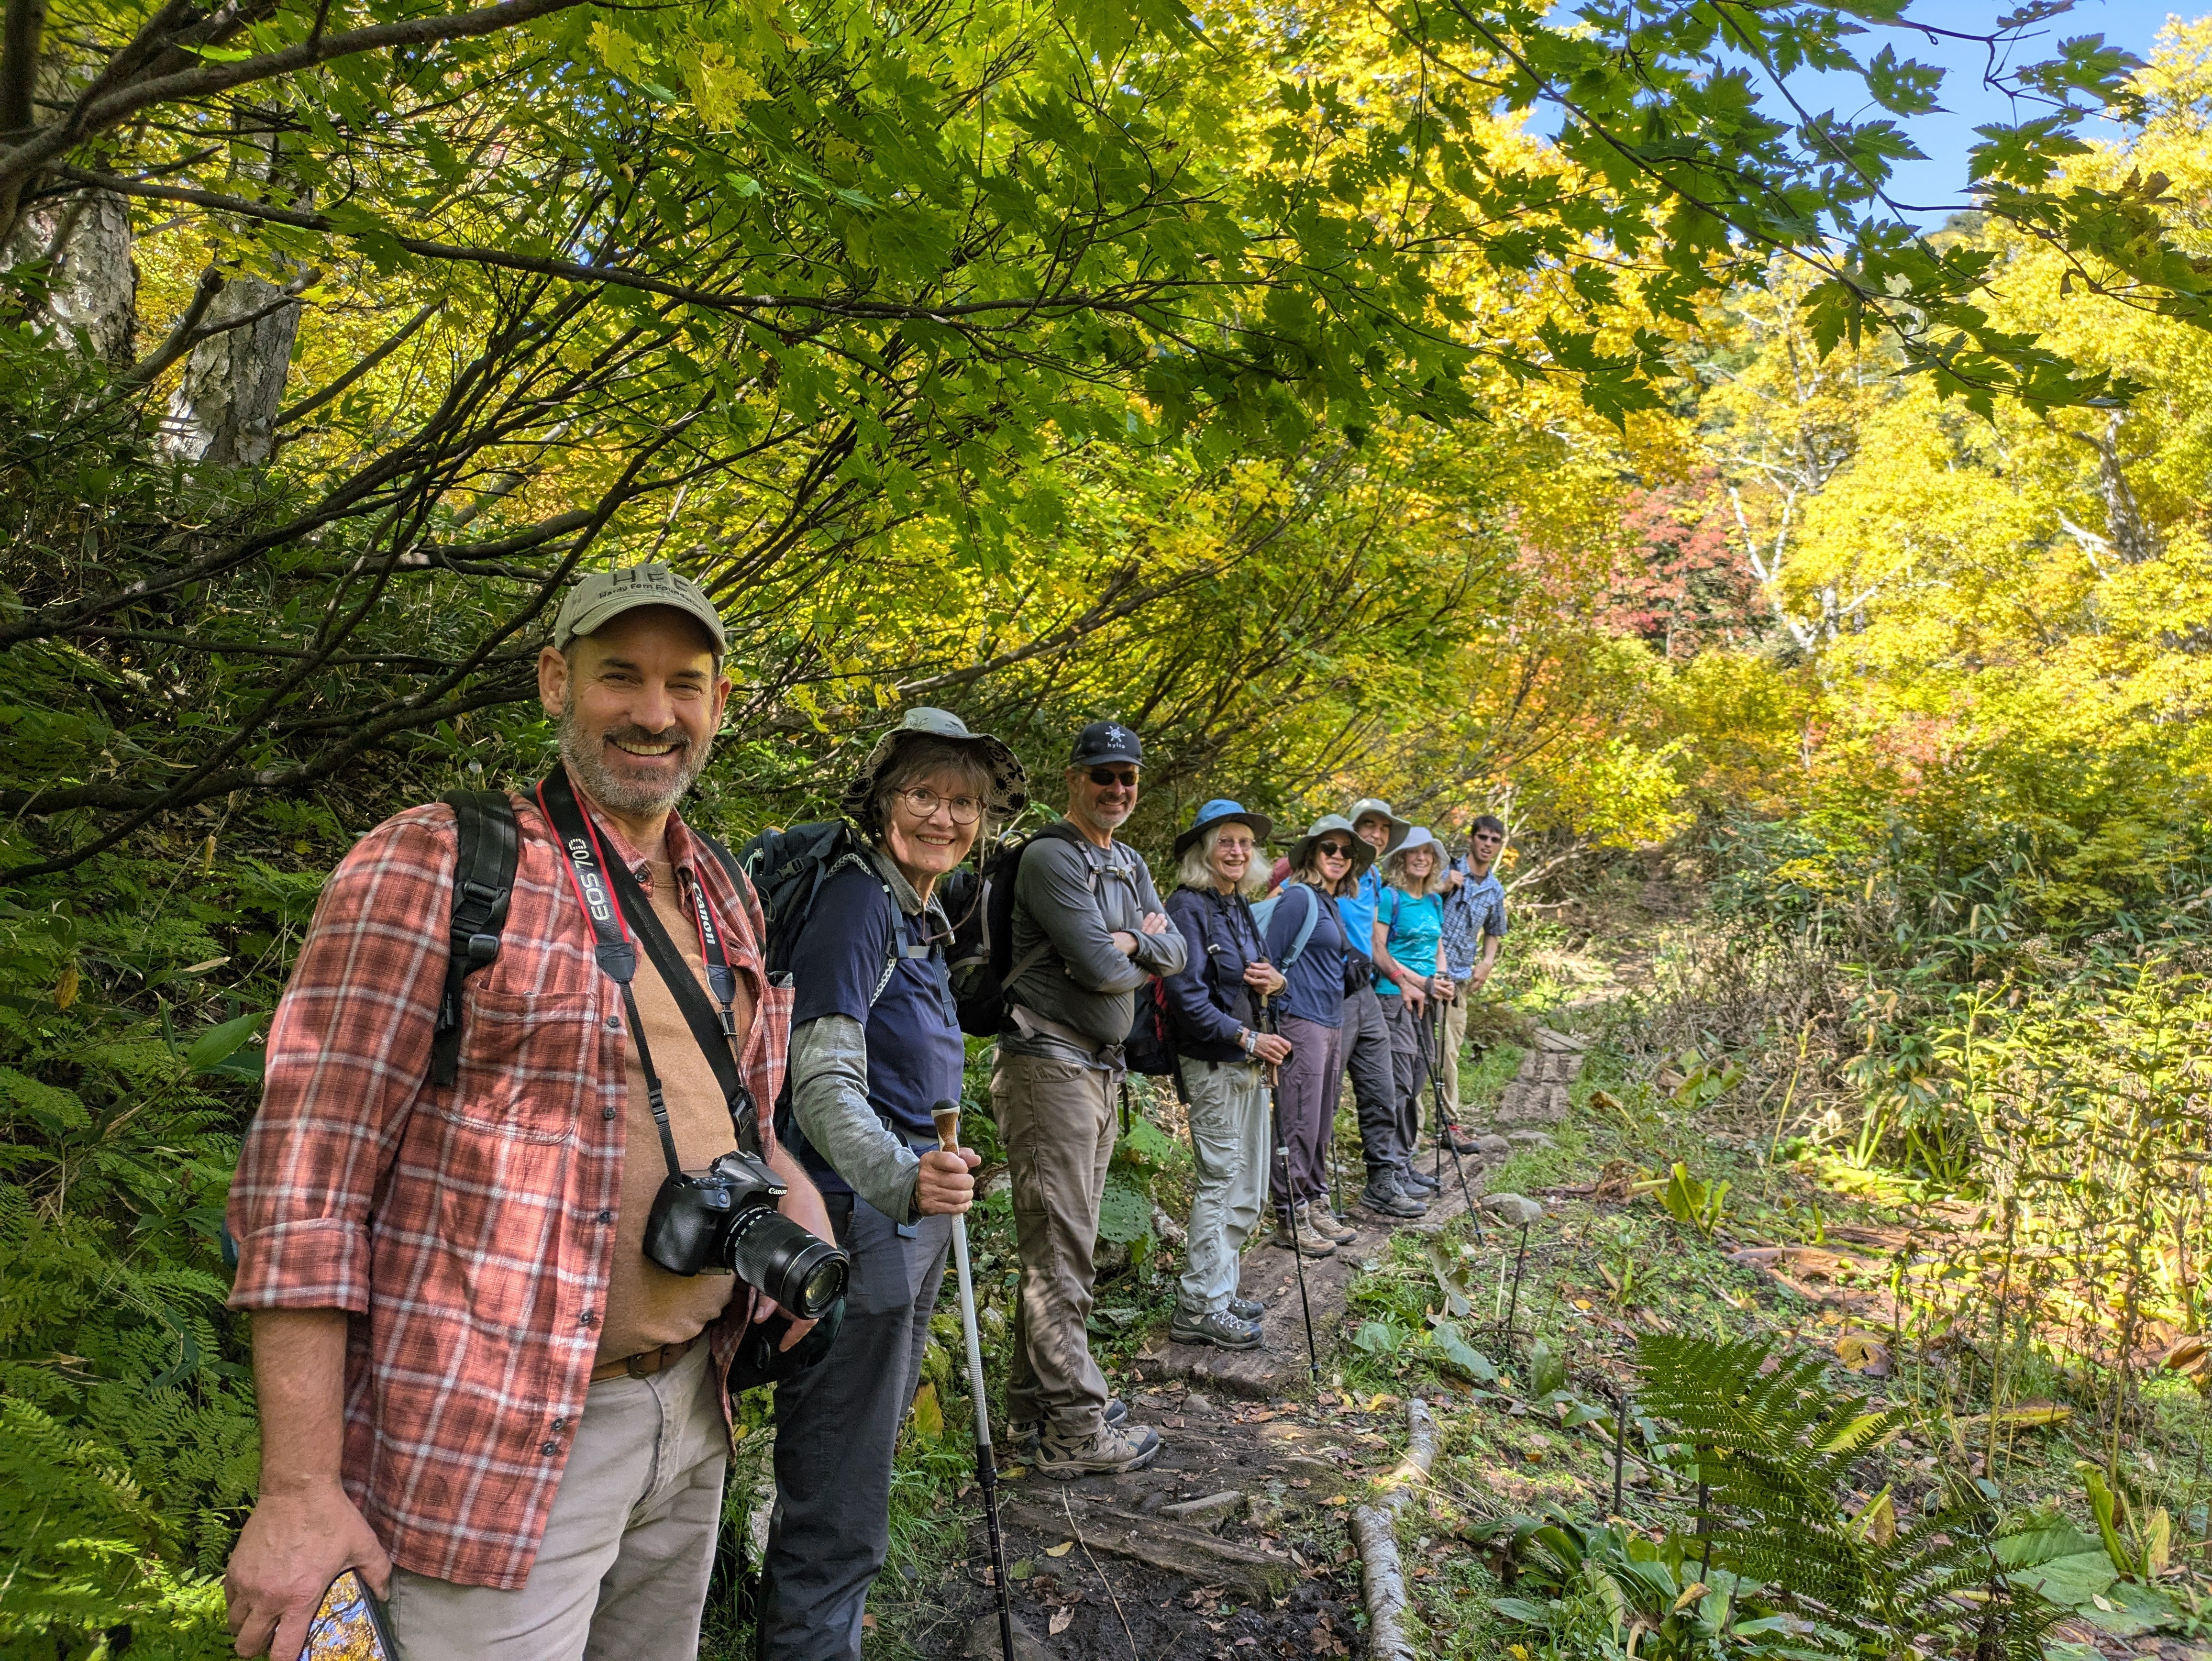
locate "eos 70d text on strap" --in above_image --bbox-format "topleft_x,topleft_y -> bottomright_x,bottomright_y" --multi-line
534,766 -> 849,1318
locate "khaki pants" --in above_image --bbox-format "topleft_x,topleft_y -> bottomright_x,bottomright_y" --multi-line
1177,1055 -> 1271,1314
1440,980 -> 1471,1122
384,1343 -> 726,1661
994,1048 -> 1116,1440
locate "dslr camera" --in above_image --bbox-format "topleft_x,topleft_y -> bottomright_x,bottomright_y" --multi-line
643,1150 -> 848,1319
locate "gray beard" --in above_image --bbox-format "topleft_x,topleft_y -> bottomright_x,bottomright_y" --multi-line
557,706 -> 710,818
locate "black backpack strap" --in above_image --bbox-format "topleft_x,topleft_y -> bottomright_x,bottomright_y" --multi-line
432,791 -> 519,1086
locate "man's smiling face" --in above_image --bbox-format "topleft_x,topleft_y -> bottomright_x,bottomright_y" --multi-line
540,606 -> 730,818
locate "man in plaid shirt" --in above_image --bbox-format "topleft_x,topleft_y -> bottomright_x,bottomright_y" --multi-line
223,566 -> 829,1661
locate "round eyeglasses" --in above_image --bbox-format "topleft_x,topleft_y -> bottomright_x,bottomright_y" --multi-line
896,787 -> 984,825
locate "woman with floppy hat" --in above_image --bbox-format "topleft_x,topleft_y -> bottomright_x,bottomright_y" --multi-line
1266,816 -> 1368,1254
760,708 -> 1025,1657
1161,800 -> 1288,1349
1371,826 -> 1455,1191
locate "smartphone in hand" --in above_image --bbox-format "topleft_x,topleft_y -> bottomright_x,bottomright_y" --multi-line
304,1569 -> 396,1660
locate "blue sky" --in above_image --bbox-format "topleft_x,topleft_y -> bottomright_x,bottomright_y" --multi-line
1537,3 -> 2201,225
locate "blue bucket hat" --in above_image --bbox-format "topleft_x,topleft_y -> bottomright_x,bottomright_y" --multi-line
1173,797 -> 1275,858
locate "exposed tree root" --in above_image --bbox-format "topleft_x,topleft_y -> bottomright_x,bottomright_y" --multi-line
1348,1396 -> 1439,1660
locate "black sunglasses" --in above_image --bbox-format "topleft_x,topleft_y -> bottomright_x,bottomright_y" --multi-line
1087,766 -> 1139,787
1316,841 -> 1355,858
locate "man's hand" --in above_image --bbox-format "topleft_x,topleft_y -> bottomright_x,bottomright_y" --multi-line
1403,985 -> 1427,1017
1139,911 -> 1170,935
1443,867 -> 1466,893
1431,974 -> 1455,1002
1253,1031 -> 1294,1066
916,1146 -> 982,1216
1242,961 -> 1287,998
226,1478 -> 390,1661
1110,930 -> 1139,956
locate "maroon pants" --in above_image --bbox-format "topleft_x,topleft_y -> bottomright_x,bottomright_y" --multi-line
1274,1016 -> 1343,1219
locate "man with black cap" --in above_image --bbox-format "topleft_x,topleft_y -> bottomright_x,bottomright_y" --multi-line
223,564 -> 831,1661
995,720 -> 1186,1478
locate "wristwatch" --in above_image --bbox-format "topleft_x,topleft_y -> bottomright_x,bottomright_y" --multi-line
1237,1027 -> 1258,1056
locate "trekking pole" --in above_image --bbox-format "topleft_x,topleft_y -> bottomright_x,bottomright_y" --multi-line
1260,998 -> 1321,1383
1427,996 -> 1484,1240
930,1101 -> 1015,1661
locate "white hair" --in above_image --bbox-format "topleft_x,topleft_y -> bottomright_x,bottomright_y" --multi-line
1177,821 -> 1269,897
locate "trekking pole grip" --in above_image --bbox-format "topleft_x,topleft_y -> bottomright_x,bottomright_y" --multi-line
932,1101 -> 961,1152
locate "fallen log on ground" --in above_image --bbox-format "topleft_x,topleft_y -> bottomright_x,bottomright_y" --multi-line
1347,1396 -> 1439,1661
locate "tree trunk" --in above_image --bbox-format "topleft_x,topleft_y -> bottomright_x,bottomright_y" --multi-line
157,277 -> 302,465
155,118 -> 303,466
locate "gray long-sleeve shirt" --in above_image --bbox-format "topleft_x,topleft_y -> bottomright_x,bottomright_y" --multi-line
1003,824 -> 1186,1052
789,845 -> 937,1222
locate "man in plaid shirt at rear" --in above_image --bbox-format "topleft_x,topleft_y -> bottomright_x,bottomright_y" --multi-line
223,566 -> 829,1661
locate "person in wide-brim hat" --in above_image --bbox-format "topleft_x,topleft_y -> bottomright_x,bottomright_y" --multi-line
838,707 -> 1028,841
1346,797 -> 1411,858
1172,797 -> 1274,861
1289,813 -> 1376,877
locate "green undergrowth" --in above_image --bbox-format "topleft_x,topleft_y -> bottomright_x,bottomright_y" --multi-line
1328,973 -> 2212,1661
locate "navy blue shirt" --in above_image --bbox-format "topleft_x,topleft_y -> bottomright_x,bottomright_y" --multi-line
1163,886 -> 1268,1064
1264,883 -> 1346,1028
787,864 -> 963,1198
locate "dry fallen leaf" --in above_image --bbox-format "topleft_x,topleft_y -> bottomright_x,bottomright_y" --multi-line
1044,1540 -> 1074,1558
1835,1333 -> 1891,1376
1049,1608 -> 1074,1636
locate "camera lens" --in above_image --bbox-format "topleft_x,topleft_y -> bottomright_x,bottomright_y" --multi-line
724,1207 -> 849,1319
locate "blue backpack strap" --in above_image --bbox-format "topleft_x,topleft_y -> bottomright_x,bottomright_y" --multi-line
1278,882 -> 1322,970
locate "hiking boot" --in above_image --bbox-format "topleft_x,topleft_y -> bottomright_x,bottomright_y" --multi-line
1361,1181 -> 1426,1219
1228,1296 -> 1265,1320
1038,1420 -> 1162,1480
1303,1203 -> 1358,1246
1171,1306 -> 1264,1350
1401,1166 -> 1442,1195
1010,1397 -> 1126,1455
1436,1124 -> 1483,1155
1270,1218 -> 1336,1257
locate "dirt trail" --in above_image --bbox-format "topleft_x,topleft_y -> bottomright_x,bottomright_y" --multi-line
916,1039 -> 1585,1661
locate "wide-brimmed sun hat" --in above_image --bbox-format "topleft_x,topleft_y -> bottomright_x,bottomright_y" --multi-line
839,708 -> 1028,840
1384,825 -> 1442,868
1290,813 -> 1376,876
1346,797 -> 1412,856
1173,797 -> 1274,859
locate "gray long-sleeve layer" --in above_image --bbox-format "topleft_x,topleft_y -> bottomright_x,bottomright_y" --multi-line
1004,826 -> 1187,1048
790,1013 -> 920,1222
787,842 -> 934,1223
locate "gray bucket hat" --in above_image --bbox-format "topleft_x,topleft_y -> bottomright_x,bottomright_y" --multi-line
1289,813 -> 1376,877
839,708 -> 1028,840
1347,797 -> 1412,856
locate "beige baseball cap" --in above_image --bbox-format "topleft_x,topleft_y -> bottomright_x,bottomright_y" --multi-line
553,563 -> 726,655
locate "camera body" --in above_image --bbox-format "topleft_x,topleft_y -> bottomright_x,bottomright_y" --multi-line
642,1149 -> 849,1320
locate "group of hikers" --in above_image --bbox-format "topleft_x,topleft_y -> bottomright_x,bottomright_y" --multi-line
219,565 -> 1509,1661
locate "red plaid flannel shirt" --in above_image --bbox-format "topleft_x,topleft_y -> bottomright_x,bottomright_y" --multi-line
227,794 -> 790,1590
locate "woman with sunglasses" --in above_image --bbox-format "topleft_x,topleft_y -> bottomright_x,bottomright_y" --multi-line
1265,816 -> 1371,1252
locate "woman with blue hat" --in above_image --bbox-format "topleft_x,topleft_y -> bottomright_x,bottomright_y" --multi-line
1160,799 -> 1288,1348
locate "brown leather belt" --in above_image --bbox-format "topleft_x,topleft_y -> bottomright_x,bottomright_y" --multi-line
589,1336 -> 697,1384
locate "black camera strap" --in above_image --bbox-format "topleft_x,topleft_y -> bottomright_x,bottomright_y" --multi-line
536,769 -> 752,1180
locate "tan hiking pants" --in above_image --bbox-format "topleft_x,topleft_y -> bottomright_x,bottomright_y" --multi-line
994,1048 -> 1117,1440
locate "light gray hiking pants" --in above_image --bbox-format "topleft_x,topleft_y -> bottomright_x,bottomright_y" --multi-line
1177,1055 -> 1271,1313
383,1345 -> 724,1661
